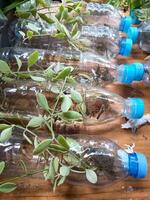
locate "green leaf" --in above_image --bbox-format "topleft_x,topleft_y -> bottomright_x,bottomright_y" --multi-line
61,95 -> 72,112
60,111 -> 82,121
0,60 -> 11,74
27,30 -> 33,40
60,166 -> 70,177
0,124 -> 11,131
46,159 -> 55,180
60,24 -> 71,38
71,22 -> 78,37
0,161 -> 5,175
53,157 -> 59,173
66,137 -> 82,153
54,67 -> 74,80
30,75 -> 46,82
34,136 -> 39,148
36,0 -> 47,7
14,56 -> 22,71
0,182 -> 17,193
62,8 -> 68,20
50,86 -> 60,94
57,135 -> 69,150
67,76 -> 77,85
16,10 -> 31,19
23,132 -> 33,145
79,102 -> 86,114
57,176 -> 66,186
63,154 -> 79,166
36,93 -> 50,111
44,67 -> 55,78
59,4 -> 65,14
52,32 -> 66,38
71,89 -> 83,104
3,0 -> 29,13
26,23 -> 40,34
85,169 -> 97,184
33,139 -> 52,155
0,127 -> 13,143
28,50 -> 39,68
38,13 -> 54,24
27,115 -> 44,128
49,144 -> 67,153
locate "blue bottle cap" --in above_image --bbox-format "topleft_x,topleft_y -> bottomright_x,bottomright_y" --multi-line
126,98 -> 144,119
133,63 -> 145,81
130,10 -> 141,25
119,38 -> 133,56
119,16 -> 132,33
128,27 -> 139,44
128,153 -> 148,178
117,63 -> 144,84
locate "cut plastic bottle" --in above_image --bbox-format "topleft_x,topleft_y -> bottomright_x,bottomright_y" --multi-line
4,18 -> 133,58
0,135 -> 148,186
127,22 -> 150,53
0,80 -> 145,128
0,47 -> 143,87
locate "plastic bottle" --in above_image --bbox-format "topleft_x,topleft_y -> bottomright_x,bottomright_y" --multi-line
0,135 -> 148,185
127,22 -> 150,53
83,3 -> 132,33
0,47 -> 143,87
0,80 -> 145,127
4,19 -> 133,58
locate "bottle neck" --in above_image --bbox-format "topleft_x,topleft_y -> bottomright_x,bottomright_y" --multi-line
123,98 -> 144,119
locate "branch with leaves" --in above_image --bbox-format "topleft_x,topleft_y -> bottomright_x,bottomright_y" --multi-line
0,48 -> 98,192
0,85 -> 97,193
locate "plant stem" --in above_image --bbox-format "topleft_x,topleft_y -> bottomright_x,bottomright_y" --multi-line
0,169 -> 46,185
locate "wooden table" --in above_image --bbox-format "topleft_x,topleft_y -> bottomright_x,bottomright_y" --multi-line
1,50 -> 150,200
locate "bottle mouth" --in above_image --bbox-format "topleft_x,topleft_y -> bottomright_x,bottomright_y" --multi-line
117,63 -> 145,84
119,38 -> 133,57
128,153 -> 148,178
119,16 -> 132,33
124,98 -> 144,119
127,27 -> 139,44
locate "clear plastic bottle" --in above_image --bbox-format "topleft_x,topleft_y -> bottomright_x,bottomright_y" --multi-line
0,47 -> 142,87
0,135 -> 148,185
127,22 -> 150,53
83,3 -> 132,33
0,80 -> 145,127
4,17 -> 133,58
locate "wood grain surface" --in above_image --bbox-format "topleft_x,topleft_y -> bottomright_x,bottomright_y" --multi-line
0,51 -> 150,200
